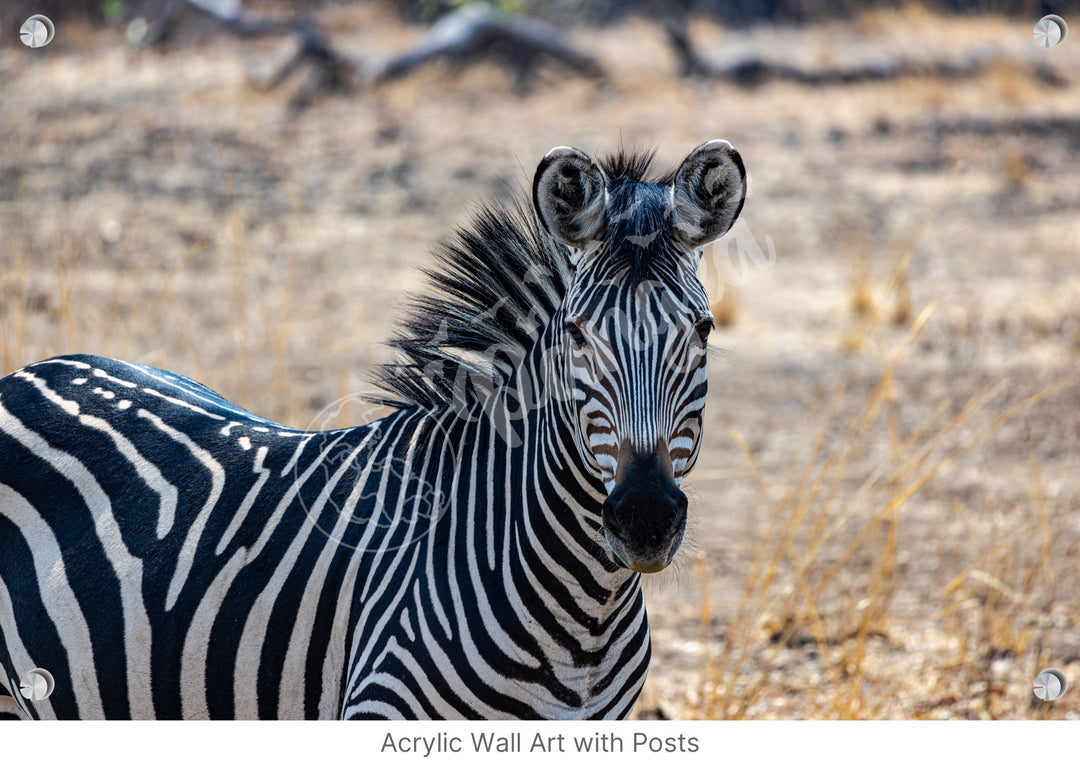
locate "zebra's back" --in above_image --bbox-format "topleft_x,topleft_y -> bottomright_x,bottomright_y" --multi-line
0,355 -> 374,719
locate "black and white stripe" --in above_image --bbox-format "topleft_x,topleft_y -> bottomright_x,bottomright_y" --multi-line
0,141 -> 746,719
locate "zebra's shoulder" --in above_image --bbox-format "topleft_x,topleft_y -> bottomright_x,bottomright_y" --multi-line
3,355 -> 294,432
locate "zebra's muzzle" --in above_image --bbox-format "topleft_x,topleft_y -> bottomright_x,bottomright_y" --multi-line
601,453 -> 688,574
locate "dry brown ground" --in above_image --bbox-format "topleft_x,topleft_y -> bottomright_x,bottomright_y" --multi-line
1,4 -> 1078,719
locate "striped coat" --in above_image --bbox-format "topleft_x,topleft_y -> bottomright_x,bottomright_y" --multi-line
0,140 -> 746,718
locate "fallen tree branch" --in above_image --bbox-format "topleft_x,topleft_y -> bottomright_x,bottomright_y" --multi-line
138,0 -> 354,110
370,3 -> 604,92
663,19 -> 1068,89
137,1 -> 603,109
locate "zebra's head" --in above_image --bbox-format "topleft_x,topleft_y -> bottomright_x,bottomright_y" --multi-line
533,140 -> 747,573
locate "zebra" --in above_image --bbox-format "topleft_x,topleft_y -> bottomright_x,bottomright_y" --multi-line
0,140 -> 747,719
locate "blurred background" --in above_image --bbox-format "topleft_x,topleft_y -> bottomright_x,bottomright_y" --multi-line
1,0 -> 1078,718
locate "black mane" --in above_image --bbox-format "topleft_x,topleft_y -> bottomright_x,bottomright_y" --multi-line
370,150 -> 674,411
602,147 -> 662,184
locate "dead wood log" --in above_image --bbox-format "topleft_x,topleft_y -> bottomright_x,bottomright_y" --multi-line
136,1 -> 602,109
663,19 -> 1068,90
136,0 -> 354,110
370,3 -> 604,92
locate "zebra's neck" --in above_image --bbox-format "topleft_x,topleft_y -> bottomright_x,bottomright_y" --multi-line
339,328 -> 649,718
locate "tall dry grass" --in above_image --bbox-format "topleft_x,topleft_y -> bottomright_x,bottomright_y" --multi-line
0,194 -> 376,431
689,189 -> 1077,720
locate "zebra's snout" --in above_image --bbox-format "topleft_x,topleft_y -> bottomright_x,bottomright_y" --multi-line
601,453 -> 688,574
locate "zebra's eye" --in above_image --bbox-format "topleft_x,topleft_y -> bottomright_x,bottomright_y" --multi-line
565,321 -> 588,348
695,319 -> 715,342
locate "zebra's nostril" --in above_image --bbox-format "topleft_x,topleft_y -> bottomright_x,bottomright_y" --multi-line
669,508 -> 687,537
602,502 -> 626,541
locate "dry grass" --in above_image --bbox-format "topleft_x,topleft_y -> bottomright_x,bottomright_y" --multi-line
682,210 -> 1078,718
695,310 -> 1075,719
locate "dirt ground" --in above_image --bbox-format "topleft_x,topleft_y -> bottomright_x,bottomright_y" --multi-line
1,4 -> 1078,719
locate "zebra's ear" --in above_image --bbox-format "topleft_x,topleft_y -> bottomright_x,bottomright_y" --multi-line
533,147 -> 608,257
671,139 -> 747,249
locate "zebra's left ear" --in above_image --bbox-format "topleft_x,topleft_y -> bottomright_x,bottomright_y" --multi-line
671,139 -> 747,249
533,146 -> 609,259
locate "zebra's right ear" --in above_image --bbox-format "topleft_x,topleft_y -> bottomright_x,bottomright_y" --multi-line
533,147 -> 608,258
671,139 -> 747,249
